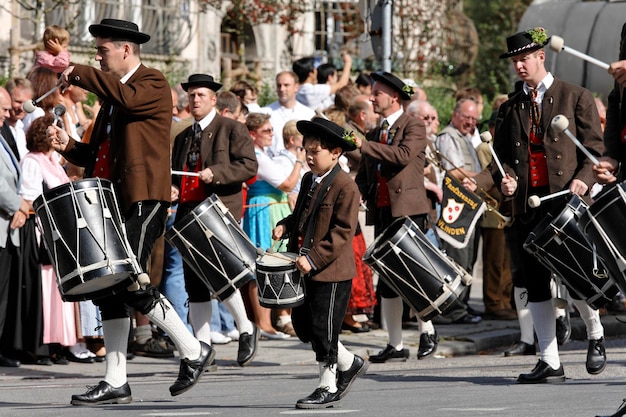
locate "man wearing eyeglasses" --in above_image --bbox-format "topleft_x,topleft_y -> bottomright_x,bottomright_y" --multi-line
433,98 -> 484,323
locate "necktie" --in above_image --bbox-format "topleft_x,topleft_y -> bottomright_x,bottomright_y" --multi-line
379,119 -> 390,144
376,119 -> 391,207
186,122 -> 202,170
529,88 -> 541,128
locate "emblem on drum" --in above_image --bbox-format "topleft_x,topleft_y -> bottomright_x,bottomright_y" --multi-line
442,199 -> 464,224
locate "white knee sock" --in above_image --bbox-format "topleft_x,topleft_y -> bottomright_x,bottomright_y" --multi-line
571,299 -> 604,340
514,287 -> 535,345
188,301 -> 212,345
337,341 -> 355,372
418,319 -> 435,335
223,291 -> 253,335
102,318 -> 130,388
318,362 -> 338,392
528,300 -> 560,369
381,297 -> 403,350
147,296 -> 202,359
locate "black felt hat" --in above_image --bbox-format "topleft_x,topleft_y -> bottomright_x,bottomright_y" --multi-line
89,19 -> 150,44
181,74 -> 223,92
371,71 -> 414,100
297,117 -> 357,152
499,27 -> 550,59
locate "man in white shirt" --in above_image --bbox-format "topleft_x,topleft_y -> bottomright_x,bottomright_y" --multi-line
261,71 -> 315,157
4,77 -> 33,159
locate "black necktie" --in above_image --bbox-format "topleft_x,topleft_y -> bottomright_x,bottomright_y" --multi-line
186,122 -> 202,170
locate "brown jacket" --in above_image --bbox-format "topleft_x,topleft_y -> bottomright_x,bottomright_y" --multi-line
171,114 -> 258,219
355,112 -> 430,224
62,64 -> 172,212
482,77 -> 604,215
278,167 -> 359,282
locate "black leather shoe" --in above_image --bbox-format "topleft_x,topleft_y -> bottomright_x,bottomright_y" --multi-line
596,399 -> 626,417
296,387 -> 341,409
556,313 -> 571,345
169,341 -> 215,396
517,360 -> 565,384
71,381 -> 132,406
337,355 -> 368,399
587,337 -> 607,375
237,324 -> 259,366
369,344 -> 409,363
504,341 -> 536,357
0,354 -> 20,368
417,332 -> 439,359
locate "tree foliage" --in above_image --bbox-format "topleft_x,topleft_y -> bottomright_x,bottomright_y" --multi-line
463,0 -> 534,99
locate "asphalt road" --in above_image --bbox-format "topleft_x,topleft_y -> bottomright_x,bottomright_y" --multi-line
2,333 -> 626,417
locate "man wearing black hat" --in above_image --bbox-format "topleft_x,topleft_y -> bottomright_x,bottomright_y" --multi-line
170,73 -> 259,367
354,71 -> 431,363
48,19 -> 212,405
273,117 -> 365,409
489,27 -> 605,383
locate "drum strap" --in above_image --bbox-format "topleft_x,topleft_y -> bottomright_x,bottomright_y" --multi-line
299,164 -> 342,251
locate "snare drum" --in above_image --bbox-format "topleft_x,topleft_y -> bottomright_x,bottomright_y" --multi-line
363,217 -> 472,321
256,252 -> 304,308
524,195 -> 617,309
165,194 -> 256,301
33,178 -> 139,302
579,183 -> 626,295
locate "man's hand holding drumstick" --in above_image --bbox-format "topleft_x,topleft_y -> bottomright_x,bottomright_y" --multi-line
47,124 -> 70,153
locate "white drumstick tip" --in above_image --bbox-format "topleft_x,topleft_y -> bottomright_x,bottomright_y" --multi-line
23,100 -> 37,113
480,131 -> 492,143
549,35 -> 565,52
551,114 -> 569,133
528,195 -> 541,208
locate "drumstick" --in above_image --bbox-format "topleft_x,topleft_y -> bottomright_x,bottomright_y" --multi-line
551,115 -> 601,165
528,189 -> 570,208
549,36 -> 610,70
171,170 -> 200,177
479,131 -> 506,178
23,84 -> 61,113
257,246 -> 295,262
266,252 -> 296,262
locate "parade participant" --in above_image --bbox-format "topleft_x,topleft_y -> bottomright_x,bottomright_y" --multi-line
489,27 -> 605,384
355,72 -> 427,363
593,21 -> 626,417
47,19 -> 212,405
171,73 -> 259,366
273,117 -> 366,409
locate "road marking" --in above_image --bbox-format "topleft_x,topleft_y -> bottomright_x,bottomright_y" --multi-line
440,408 -> 508,412
142,413 -> 219,416
281,410 -> 360,415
